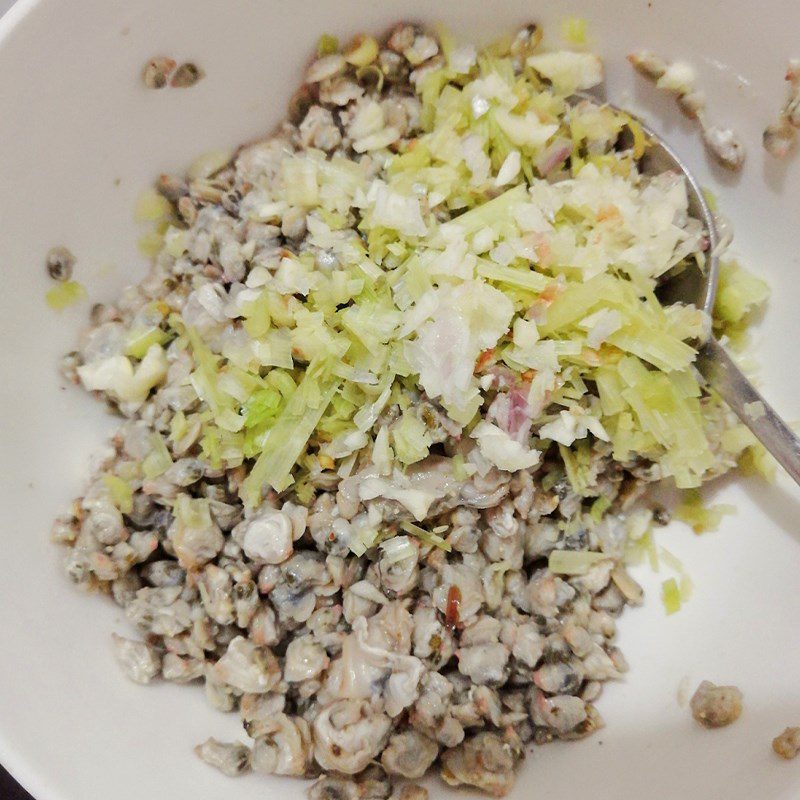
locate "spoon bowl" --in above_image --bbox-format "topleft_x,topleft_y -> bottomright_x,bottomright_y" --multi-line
596,98 -> 800,484
640,121 -> 720,317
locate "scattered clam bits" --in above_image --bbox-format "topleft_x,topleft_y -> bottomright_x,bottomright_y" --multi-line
54,21 -> 769,799
628,49 -> 745,170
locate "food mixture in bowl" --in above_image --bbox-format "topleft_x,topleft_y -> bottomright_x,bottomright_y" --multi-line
52,22 -> 768,798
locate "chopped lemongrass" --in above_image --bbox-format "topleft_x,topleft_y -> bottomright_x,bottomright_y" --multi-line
46,280 -> 86,310
392,412 -> 432,466
590,495 -> 612,522
135,189 -> 173,222
476,260 -> 550,292
560,16 -> 588,45
661,578 -> 681,614
102,474 -> 133,514
548,549 -> 609,576
142,434 -> 172,479
241,364 -> 340,502
738,441 -> 776,481
125,327 -> 171,359
316,33 -> 339,56
400,521 -> 452,552
675,489 -> 736,533
451,453 -> 476,480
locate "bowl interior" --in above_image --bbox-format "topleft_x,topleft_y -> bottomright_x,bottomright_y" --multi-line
1,1 -> 799,799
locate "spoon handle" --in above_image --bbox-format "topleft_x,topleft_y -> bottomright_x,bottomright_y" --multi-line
697,337 -> 800,485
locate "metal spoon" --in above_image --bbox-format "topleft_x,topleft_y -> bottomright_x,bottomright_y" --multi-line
616,107 -> 800,484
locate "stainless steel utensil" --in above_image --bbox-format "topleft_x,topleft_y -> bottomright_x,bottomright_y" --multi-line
697,333 -> 800,483
619,109 -> 800,484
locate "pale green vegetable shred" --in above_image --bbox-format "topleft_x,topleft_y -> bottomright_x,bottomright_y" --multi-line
548,549 -> 609,576
46,281 -> 86,310
102,474 -> 133,514
661,577 -> 681,615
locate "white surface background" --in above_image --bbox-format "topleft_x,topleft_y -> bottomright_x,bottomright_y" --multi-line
0,1 -> 798,800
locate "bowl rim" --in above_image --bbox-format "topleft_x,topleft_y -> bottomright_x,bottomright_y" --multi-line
1,3 -> 798,800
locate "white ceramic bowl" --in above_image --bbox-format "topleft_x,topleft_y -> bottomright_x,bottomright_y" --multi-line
1,1 -> 799,798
